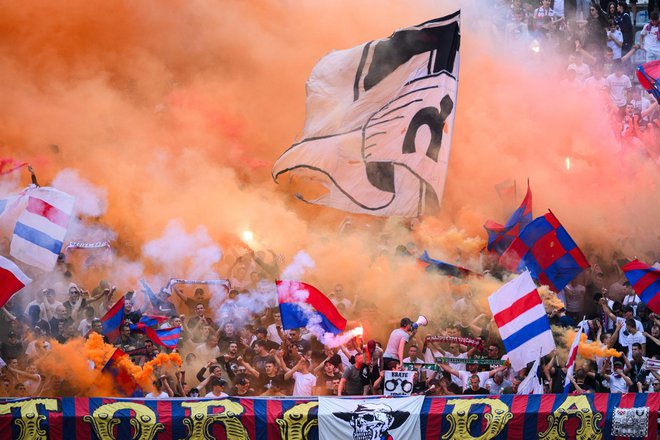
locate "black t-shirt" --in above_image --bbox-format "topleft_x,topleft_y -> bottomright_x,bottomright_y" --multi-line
258,373 -> 288,394
315,372 -> 342,396
463,387 -> 489,395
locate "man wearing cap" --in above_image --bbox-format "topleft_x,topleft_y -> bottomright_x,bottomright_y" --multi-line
204,378 -> 228,398
602,360 -> 633,393
383,318 -> 413,370
251,327 -> 279,351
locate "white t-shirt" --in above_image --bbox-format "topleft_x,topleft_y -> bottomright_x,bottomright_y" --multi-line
609,374 -> 629,393
457,370 -> 490,391
618,329 -> 646,360
266,323 -> 283,345
641,23 -> 660,55
204,391 -> 228,398
145,391 -> 169,398
292,372 -> 316,397
606,73 -> 632,107
583,76 -> 608,92
567,63 -> 591,82
606,29 -> 623,59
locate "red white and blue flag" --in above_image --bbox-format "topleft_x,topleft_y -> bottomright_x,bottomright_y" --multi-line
622,259 -> 660,314
0,256 -> 32,308
277,280 -> 347,335
499,211 -> 589,292
484,183 -> 532,255
564,325 -> 583,393
10,186 -> 75,271
488,271 -> 555,371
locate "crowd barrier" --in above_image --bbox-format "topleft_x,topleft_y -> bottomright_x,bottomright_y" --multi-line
0,393 -> 658,439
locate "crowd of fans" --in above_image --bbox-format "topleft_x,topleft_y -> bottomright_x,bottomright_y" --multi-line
498,0 -> 659,154
0,0 -> 658,400
0,239 -> 658,399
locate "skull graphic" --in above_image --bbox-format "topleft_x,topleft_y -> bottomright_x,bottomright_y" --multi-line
333,403 -> 410,440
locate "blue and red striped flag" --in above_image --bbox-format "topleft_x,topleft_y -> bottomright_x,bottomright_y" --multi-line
622,260 -> 660,314
102,348 -> 142,396
277,280 -> 347,335
100,296 -> 126,342
129,317 -> 181,349
500,211 -> 589,292
418,251 -> 476,278
484,183 -> 532,255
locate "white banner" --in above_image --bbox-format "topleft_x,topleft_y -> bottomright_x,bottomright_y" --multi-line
319,396 -> 424,440
383,371 -> 415,396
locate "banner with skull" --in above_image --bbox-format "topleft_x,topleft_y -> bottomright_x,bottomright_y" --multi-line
318,396 -> 424,440
272,12 -> 460,217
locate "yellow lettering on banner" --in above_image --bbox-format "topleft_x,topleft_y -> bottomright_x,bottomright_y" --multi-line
275,401 -> 318,440
0,398 -> 59,440
443,398 -> 513,440
181,400 -> 249,440
539,395 -> 603,439
82,401 -> 164,440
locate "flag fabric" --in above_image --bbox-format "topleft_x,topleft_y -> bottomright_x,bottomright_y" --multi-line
622,260 -> 660,314
10,186 -> 75,271
129,317 -> 181,348
499,211 -> 589,292
637,60 -> 660,102
272,12 -> 461,217
0,256 -> 32,308
418,250 -> 476,277
102,348 -> 142,396
277,280 -> 347,335
517,356 -> 543,395
484,183 -> 532,255
0,158 -> 27,175
564,326 -> 583,393
100,296 -> 126,342
138,314 -> 169,328
488,271 -> 556,371
319,396 -> 425,440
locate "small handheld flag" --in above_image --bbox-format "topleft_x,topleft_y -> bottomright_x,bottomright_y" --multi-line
100,296 -> 126,342
277,280 -> 347,335
0,256 -> 32,308
484,183 -> 532,255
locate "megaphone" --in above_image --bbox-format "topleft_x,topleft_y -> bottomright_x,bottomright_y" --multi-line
411,315 -> 428,331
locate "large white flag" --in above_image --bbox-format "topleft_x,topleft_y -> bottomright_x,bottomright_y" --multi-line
273,12 -> 460,217
319,396 -> 424,440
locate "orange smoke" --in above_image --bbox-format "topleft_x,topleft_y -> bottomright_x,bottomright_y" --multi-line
562,329 -> 623,361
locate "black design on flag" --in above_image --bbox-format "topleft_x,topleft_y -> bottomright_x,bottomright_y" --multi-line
272,12 -> 460,217
333,403 -> 410,440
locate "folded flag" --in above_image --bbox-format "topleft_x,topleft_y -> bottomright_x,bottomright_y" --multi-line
100,296 -> 126,342
488,271 -> 555,371
10,186 -> 75,271
138,314 -> 169,328
419,250 -> 476,277
499,211 -> 589,292
277,280 -> 347,335
0,256 -> 32,308
564,325 -> 583,393
484,183 -> 532,255
102,348 -> 142,397
622,259 -> 660,314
